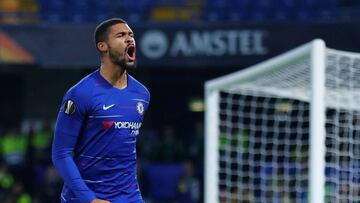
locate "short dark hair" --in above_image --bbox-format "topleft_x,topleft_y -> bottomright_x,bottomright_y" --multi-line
94,18 -> 127,51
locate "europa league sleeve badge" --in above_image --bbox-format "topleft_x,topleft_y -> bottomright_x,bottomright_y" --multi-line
64,99 -> 77,115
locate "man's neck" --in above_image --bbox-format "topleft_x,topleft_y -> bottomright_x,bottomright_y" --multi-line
99,62 -> 128,90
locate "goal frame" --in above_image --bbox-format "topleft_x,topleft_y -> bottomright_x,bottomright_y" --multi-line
204,39 -> 326,203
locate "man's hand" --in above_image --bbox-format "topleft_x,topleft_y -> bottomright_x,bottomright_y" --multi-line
90,199 -> 111,203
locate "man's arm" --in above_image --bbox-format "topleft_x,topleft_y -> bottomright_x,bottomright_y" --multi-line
52,90 -> 97,203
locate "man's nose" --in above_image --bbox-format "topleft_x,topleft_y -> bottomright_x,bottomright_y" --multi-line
125,36 -> 134,43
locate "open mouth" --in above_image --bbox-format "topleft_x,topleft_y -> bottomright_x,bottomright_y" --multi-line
126,45 -> 136,62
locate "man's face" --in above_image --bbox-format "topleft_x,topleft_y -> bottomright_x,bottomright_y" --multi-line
105,23 -> 136,71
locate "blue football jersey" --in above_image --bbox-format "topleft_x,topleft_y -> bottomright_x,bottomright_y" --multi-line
52,69 -> 150,203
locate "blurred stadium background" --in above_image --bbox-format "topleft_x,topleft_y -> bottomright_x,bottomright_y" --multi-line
1,0 -> 360,202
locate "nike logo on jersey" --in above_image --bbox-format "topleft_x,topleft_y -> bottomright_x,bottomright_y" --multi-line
103,104 -> 115,110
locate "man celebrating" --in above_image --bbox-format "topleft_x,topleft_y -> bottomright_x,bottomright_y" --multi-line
52,18 -> 150,203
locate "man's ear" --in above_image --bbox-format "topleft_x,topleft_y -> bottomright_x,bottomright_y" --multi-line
97,42 -> 108,52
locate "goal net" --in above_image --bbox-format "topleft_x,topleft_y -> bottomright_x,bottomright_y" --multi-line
205,39 -> 360,203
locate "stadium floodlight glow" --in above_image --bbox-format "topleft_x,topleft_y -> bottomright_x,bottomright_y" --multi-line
205,39 -> 360,203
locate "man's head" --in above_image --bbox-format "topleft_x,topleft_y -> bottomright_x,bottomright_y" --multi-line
94,18 -> 136,71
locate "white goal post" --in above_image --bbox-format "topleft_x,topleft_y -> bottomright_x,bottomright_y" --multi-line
205,39 -> 360,203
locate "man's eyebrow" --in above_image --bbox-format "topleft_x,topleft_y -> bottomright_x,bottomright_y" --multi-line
114,31 -> 134,36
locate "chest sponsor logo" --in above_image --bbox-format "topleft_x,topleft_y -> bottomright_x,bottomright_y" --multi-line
114,121 -> 142,129
102,121 -> 114,129
102,121 -> 142,136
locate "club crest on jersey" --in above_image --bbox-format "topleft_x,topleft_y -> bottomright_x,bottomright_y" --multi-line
64,100 -> 76,115
136,102 -> 144,115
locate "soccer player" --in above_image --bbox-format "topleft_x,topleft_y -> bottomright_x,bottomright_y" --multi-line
52,18 -> 150,203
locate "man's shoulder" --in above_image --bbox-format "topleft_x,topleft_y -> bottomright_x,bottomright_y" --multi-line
129,74 -> 150,97
65,70 -> 98,99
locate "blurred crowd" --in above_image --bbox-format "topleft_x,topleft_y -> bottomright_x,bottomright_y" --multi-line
0,121 -> 61,203
0,120 -> 204,203
1,0 -> 360,25
137,122 -> 204,203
